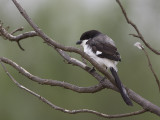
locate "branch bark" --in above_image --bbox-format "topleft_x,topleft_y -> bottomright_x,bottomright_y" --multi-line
0,57 -> 105,93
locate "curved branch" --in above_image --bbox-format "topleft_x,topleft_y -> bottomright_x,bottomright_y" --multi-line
0,23 -> 37,50
0,61 -> 147,118
116,0 -> 160,55
0,24 -> 37,41
0,57 -> 104,93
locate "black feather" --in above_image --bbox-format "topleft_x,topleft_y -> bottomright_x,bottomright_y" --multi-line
86,34 -> 121,61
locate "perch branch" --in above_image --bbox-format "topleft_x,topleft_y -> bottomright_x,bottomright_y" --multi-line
0,61 -> 147,118
116,0 -> 160,55
54,48 -> 116,90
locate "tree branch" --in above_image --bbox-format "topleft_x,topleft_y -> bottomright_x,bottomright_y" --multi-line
0,22 -> 37,51
11,27 -> 24,35
116,0 -> 160,55
0,60 -> 147,118
0,57 -> 105,93
142,48 -> 160,91
0,25 -> 37,41
134,42 -> 160,91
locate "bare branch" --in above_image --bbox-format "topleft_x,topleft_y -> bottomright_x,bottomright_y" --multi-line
0,23 -> 37,50
0,57 -> 105,93
0,25 -> 37,41
142,48 -> 160,91
17,41 -> 24,51
116,0 -> 160,55
134,42 -> 160,91
0,61 -> 147,118
11,27 -> 24,35
129,34 -> 140,38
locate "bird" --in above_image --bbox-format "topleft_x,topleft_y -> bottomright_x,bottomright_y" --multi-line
76,30 -> 133,106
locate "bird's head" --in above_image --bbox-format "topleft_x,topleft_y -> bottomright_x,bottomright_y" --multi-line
76,30 -> 101,45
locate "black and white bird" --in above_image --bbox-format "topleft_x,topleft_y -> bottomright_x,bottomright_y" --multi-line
76,30 -> 133,106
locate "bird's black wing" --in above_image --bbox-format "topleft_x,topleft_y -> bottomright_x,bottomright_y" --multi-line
87,34 -> 121,61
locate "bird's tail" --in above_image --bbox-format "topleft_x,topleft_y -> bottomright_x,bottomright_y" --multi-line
110,67 -> 133,106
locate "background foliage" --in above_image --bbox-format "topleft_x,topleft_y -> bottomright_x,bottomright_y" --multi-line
0,0 -> 160,119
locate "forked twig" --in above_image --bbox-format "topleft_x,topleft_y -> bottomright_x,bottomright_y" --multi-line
0,23 -> 37,51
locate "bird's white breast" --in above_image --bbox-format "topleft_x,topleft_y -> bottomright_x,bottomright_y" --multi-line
81,40 -> 118,71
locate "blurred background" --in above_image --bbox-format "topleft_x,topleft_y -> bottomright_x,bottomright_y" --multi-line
0,0 -> 160,119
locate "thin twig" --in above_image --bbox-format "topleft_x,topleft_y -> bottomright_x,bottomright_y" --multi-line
11,27 -> 24,35
0,24 -> 37,41
17,41 -> 25,51
134,42 -> 160,91
129,34 -> 140,38
0,60 -> 147,118
142,48 -> 160,91
116,0 -> 160,55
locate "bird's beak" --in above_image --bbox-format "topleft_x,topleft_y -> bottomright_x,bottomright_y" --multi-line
76,40 -> 81,45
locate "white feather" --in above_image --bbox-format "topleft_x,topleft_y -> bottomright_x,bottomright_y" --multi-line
96,51 -> 102,55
